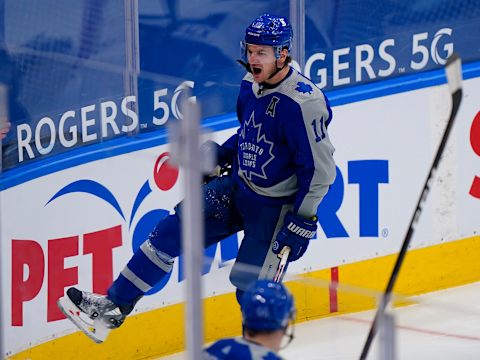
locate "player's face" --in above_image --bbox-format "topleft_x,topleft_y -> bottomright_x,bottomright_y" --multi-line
247,44 -> 277,83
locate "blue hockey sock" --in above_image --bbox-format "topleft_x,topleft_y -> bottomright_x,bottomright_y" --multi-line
108,213 -> 181,308
108,239 -> 173,308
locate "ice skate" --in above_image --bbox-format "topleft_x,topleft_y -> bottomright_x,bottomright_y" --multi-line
57,287 -> 128,343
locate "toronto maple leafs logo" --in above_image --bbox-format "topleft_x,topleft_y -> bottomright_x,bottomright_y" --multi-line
296,81 -> 313,94
239,112 -> 275,181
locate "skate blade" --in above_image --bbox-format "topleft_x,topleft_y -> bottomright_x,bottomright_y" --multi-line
57,295 -> 111,344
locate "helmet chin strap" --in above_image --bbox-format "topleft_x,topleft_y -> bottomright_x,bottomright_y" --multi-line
236,59 -> 252,73
256,59 -> 286,94
279,323 -> 295,350
237,58 -> 287,95
266,59 -> 286,80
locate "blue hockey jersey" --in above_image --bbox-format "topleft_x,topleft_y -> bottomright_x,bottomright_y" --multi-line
220,67 -> 336,218
203,337 -> 283,360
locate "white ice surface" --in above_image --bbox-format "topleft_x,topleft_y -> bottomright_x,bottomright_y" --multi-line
160,282 -> 480,359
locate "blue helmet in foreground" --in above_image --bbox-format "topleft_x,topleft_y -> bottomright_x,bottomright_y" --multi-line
241,280 -> 295,331
241,13 -> 293,61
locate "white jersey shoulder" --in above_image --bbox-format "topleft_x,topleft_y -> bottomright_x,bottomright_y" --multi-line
243,72 -> 254,83
278,68 -> 324,105
242,68 -> 327,112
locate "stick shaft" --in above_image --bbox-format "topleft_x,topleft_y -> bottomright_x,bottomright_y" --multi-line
359,54 -> 463,360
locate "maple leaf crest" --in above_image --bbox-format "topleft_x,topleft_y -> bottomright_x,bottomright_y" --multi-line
295,81 -> 313,94
239,112 -> 275,180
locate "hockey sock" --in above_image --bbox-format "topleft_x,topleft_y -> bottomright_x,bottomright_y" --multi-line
108,239 -> 173,308
108,213 -> 181,308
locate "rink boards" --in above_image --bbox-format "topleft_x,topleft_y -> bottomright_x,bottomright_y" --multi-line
1,74 -> 480,359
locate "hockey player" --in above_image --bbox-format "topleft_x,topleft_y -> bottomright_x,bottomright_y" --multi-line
58,13 -> 336,343
203,279 -> 296,359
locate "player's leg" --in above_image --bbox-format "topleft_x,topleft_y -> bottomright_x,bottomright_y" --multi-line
107,183 -> 241,308
229,188 -> 293,301
107,212 -> 180,307
57,211 -> 182,343
106,175 -> 240,303
58,175 -> 239,342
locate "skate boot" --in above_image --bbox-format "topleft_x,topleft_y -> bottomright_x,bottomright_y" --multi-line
57,287 -> 130,343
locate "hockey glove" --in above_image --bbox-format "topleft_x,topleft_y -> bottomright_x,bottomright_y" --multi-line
272,211 -> 317,262
200,141 -> 231,183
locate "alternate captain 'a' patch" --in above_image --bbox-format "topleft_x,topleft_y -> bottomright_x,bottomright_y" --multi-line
295,81 -> 313,94
266,96 -> 280,117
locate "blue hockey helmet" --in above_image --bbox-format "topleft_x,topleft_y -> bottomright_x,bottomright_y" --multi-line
241,13 -> 293,61
241,279 -> 295,331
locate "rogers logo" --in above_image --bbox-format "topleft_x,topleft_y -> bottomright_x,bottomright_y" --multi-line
295,27 -> 454,89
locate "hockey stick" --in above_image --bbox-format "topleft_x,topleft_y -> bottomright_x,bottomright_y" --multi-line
274,246 -> 291,283
359,53 -> 463,360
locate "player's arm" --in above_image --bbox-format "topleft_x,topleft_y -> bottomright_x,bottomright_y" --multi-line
201,133 -> 237,165
272,95 -> 336,262
200,92 -> 242,180
290,96 -> 336,218
200,135 -> 237,182
218,133 -> 238,165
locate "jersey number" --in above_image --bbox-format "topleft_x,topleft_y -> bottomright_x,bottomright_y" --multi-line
311,117 -> 326,142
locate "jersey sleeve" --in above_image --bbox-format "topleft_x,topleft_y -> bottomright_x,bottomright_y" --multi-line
218,133 -> 238,166
285,93 -> 336,218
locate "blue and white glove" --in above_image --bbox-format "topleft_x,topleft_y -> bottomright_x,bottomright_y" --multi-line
272,211 -> 317,262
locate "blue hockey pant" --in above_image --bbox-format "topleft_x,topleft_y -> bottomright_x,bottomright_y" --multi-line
108,175 -> 291,307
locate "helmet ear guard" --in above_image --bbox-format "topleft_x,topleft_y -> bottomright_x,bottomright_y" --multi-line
236,59 -> 252,73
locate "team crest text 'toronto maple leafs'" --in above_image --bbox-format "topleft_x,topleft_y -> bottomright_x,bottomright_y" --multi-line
239,112 -> 275,181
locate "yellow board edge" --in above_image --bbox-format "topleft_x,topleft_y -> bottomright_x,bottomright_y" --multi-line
8,235 -> 480,360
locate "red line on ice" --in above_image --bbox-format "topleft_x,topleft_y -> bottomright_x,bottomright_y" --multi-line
329,267 -> 339,313
340,316 -> 480,342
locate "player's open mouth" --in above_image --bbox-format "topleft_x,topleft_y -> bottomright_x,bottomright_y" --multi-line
252,67 -> 262,74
